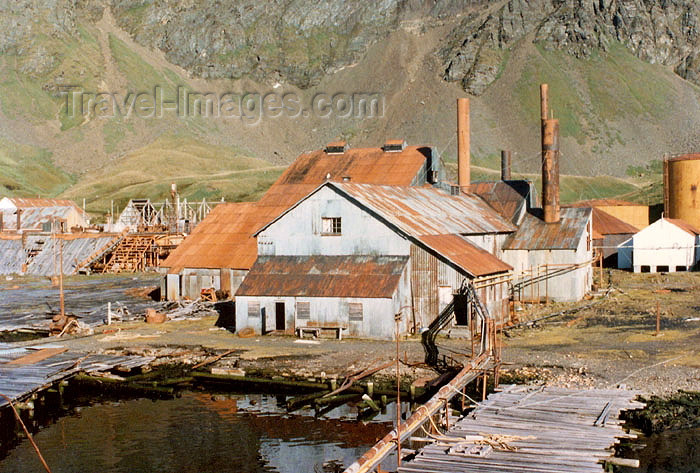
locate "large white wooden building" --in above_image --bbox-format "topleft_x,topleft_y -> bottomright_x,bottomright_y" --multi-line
235,182 -> 515,339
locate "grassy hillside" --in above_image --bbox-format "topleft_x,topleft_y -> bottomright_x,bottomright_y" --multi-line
446,162 -> 641,205
61,135 -> 284,217
0,139 -> 74,196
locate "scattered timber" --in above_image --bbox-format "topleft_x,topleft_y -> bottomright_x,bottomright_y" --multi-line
398,384 -> 644,473
0,342 -> 154,408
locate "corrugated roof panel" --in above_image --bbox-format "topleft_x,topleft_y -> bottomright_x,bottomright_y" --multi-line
236,255 -> 408,298
569,198 -> 646,207
590,208 -> 638,236
417,234 -> 512,277
666,218 -> 700,236
504,207 -> 592,250
333,183 -> 516,236
470,181 -> 535,224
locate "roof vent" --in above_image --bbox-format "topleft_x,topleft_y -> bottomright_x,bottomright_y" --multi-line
325,141 -> 349,154
342,176 -> 351,182
383,139 -> 406,152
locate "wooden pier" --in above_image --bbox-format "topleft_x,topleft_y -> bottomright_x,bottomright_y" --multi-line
399,385 -> 644,473
0,342 -> 154,407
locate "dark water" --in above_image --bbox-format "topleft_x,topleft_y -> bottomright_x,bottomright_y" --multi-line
619,428 -> 700,473
0,392 -> 395,473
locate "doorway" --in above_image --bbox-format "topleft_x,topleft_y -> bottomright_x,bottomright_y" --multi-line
275,302 -> 285,331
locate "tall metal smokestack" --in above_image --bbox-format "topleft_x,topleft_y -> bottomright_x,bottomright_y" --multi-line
501,150 -> 512,181
540,84 -> 549,122
457,98 -> 470,192
542,118 -> 560,223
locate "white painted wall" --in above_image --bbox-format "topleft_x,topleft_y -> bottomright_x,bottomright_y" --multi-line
620,219 -> 699,272
257,186 -> 410,257
501,214 -> 593,302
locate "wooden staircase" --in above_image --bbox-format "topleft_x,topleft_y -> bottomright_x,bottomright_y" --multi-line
102,234 -> 156,273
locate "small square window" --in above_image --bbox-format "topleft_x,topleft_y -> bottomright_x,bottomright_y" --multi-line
248,301 -> 260,318
296,301 -> 310,319
321,217 -> 341,235
348,302 -> 363,321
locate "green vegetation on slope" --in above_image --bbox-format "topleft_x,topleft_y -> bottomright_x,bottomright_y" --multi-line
446,163 -> 640,205
0,139 -> 74,196
514,42 -> 677,152
61,135 -> 284,216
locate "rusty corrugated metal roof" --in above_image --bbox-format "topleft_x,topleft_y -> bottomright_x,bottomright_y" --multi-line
470,180 -> 536,224
163,145 -> 431,271
590,208 -> 638,237
569,198 -> 646,207
666,218 -> 700,236
417,234 -> 511,277
503,207 -> 592,250
164,202 -> 262,272
332,183 -> 516,236
236,255 -> 408,298
3,198 -> 88,218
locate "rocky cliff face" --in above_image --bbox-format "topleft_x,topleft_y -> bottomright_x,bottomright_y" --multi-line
439,0 -> 700,94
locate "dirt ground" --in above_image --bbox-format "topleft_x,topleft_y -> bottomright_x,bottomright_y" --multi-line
14,270 -> 700,396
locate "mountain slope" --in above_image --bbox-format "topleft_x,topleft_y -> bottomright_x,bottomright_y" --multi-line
0,0 -> 697,214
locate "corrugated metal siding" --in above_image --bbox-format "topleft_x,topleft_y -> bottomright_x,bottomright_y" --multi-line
410,244 -> 438,327
0,238 -> 25,274
236,295 -> 401,339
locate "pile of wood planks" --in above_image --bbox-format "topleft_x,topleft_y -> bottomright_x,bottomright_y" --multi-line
399,384 -> 644,473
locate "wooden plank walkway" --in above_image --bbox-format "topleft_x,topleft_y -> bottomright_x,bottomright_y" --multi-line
399,384 -> 644,473
0,342 -> 154,407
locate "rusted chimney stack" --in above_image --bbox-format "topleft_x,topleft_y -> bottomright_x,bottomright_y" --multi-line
542,118 -> 560,223
457,98 -> 470,192
501,150 -> 512,181
540,84 -> 560,223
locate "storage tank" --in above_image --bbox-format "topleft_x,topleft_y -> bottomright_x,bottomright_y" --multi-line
665,153 -> 700,229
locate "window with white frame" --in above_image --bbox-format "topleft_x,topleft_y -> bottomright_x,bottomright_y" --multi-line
296,301 -> 310,319
321,217 -> 342,235
248,301 -> 260,318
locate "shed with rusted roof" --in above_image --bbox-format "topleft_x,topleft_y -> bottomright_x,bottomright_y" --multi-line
583,207 -> 638,266
618,218 -> 700,272
501,207 -> 594,302
235,182 -> 513,338
161,143 -> 441,301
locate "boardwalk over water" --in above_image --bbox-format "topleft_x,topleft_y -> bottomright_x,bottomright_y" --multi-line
399,385 -> 644,473
0,342 -> 153,407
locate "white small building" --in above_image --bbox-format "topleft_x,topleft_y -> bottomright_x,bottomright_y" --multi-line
618,218 -> 700,272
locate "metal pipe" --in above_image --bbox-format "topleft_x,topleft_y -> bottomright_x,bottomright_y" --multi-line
501,150 -> 512,180
457,98 -> 470,192
540,84 -> 549,121
542,118 -> 560,223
